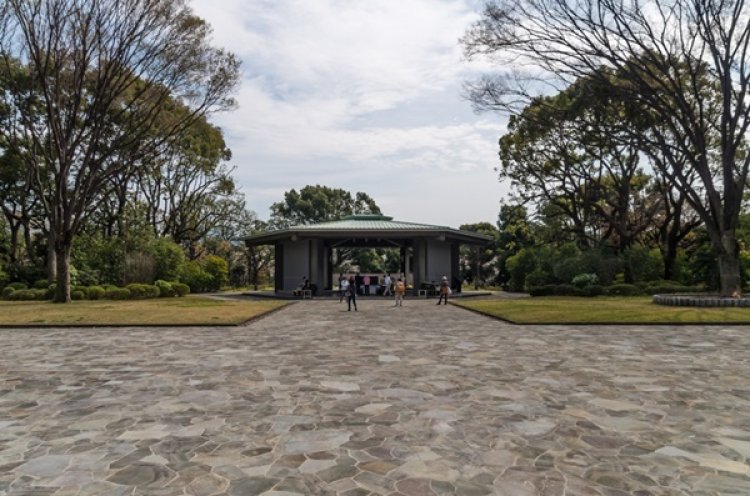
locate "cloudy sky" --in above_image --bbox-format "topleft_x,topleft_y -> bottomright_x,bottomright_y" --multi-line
190,0 -> 510,227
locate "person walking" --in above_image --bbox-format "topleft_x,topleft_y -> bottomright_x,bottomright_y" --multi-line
394,277 -> 405,307
363,274 -> 371,295
339,276 -> 349,303
437,276 -> 450,305
383,273 -> 392,296
347,275 -> 358,311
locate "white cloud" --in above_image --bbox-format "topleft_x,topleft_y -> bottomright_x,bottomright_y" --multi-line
190,0 -> 509,226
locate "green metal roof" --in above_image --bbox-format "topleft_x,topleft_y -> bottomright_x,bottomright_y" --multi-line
244,214 -> 491,245
293,214 -> 449,231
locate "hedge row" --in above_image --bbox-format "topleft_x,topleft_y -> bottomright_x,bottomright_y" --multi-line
1,280 -> 190,301
529,282 -> 705,297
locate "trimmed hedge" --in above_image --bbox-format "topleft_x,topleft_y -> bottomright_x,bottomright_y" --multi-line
604,284 -> 643,296
33,279 -> 50,289
172,282 -> 190,297
7,282 -> 28,291
105,287 -> 131,300
71,290 -> 86,301
2,287 -> 15,298
8,288 -> 49,301
155,280 -> 175,297
645,284 -> 705,295
125,283 -> 160,299
87,286 -> 106,300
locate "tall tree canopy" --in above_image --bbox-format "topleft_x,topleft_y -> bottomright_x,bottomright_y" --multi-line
0,0 -> 239,301
270,185 -> 381,228
463,0 -> 750,296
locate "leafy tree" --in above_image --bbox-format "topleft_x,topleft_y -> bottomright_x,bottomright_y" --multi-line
270,185 -> 381,228
0,0 -> 239,302
459,222 -> 499,288
464,0 -> 750,296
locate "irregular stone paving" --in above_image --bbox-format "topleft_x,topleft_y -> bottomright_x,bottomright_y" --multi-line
1,300 -> 749,495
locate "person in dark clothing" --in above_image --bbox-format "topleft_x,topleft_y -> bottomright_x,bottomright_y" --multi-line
437,276 -> 450,305
347,275 -> 358,311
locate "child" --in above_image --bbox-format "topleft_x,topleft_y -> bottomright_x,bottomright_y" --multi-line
394,278 -> 405,307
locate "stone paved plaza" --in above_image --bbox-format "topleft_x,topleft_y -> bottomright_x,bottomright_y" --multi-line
1,299 -> 749,495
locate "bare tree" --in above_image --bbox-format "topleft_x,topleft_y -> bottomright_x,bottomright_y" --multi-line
0,0 -> 239,301
464,0 -> 750,296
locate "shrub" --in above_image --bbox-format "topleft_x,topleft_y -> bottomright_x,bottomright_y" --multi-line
645,284 -> 705,295
126,283 -> 160,299
506,248 -> 537,292
33,279 -> 50,289
525,269 -> 552,290
203,255 -> 229,291
46,284 -> 57,299
604,284 -> 643,296
8,282 -> 28,291
105,287 -> 131,300
87,286 -> 106,300
103,284 -> 119,291
528,284 -> 586,297
150,238 -> 185,282
172,282 -> 190,297
155,280 -> 175,297
9,289 -> 49,301
583,284 -> 605,297
2,286 -> 16,299
71,290 -> 86,301
572,273 -> 599,288
179,261 -> 213,293
529,285 -> 558,297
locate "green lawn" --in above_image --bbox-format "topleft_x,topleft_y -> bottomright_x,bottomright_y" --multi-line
454,296 -> 750,324
0,297 -> 290,326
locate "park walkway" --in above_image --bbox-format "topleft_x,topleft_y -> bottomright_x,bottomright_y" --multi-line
0,300 -> 749,495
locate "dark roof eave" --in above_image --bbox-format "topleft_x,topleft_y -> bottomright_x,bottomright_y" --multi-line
244,228 -> 492,246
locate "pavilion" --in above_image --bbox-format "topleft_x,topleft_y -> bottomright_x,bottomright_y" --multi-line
243,214 -> 492,294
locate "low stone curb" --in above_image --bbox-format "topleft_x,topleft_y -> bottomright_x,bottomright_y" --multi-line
450,301 -> 750,326
0,302 -> 295,329
653,293 -> 750,307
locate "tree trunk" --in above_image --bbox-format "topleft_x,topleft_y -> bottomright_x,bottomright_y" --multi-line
47,231 -> 57,283
663,241 -> 677,281
717,231 -> 741,297
53,241 -> 72,303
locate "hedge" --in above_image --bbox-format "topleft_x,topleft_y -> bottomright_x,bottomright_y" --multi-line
172,282 -> 190,297
105,287 -> 131,300
86,286 -> 106,300
125,283 -> 160,299
604,284 -> 644,296
155,280 -> 175,297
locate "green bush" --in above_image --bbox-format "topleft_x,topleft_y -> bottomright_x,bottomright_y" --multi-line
71,290 -> 86,301
2,286 -> 16,299
8,282 -> 28,291
46,284 -> 57,299
203,255 -> 229,291
524,269 -> 552,289
9,289 -> 49,301
105,287 -> 131,300
528,284 -> 586,297
126,283 -> 160,299
172,282 -> 190,297
179,261 -> 213,293
506,248 -> 537,292
645,284 -> 705,295
583,284 -> 605,297
103,284 -> 119,291
604,284 -> 643,296
33,279 -> 50,289
155,280 -> 175,297
572,273 -> 599,288
86,286 -> 106,300
150,238 -> 185,282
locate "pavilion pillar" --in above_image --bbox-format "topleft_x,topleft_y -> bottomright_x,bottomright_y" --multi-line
412,239 -> 425,288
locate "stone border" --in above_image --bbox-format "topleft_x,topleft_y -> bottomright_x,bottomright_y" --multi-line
450,301 -> 750,326
0,301 -> 295,329
653,294 -> 750,307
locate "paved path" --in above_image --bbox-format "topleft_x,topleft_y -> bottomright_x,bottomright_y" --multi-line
1,300 -> 749,495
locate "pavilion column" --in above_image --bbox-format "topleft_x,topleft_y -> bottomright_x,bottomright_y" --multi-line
412,239 -> 425,289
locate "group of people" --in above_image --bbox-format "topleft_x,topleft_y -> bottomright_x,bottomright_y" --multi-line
338,273 -> 451,310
